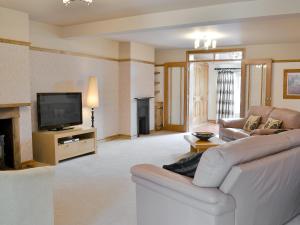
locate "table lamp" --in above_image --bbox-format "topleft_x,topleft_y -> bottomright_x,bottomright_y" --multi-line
87,76 -> 99,127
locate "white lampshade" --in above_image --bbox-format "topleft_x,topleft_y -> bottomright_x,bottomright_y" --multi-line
87,76 -> 99,108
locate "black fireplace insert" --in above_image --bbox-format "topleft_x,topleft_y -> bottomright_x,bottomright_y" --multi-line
135,97 -> 153,136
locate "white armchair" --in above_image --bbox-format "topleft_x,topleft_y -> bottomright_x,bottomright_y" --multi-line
131,164 -> 235,225
131,130 -> 300,225
0,166 -> 54,225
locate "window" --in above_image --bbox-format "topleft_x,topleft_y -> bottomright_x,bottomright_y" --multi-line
215,51 -> 243,60
188,49 -> 244,62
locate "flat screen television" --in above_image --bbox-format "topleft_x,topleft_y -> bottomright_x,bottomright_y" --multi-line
37,93 -> 83,130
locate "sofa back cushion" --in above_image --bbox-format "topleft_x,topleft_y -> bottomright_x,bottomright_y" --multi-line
246,106 -> 274,124
219,146 -> 300,225
268,108 -> 300,129
192,129 -> 300,188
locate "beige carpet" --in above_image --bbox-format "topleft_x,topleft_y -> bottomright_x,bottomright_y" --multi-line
54,131 -> 190,225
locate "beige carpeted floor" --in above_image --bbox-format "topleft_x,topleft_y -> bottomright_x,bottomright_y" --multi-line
54,131 -> 190,225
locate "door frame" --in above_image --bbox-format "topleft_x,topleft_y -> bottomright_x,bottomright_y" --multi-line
164,62 -> 188,132
240,59 -> 272,117
186,48 -> 246,131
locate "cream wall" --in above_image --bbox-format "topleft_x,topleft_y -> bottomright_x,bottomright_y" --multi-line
155,43 -> 300,64
156,49 -> 186,65
130,42 -> 155,62
30,51 -> 119,139
155,43 -> 300,114
0,15 -> 155,141
119,42 -> 155,137
30,26 -> 155,139
119,61 -> 131,135
119,42 -> 131,59
0,43 -> 33,162
131,62 -> 155,135
0,7 -> 29,41
29,21 -> 120,140
245,43 -> 300,59
30,21 -> 119,59
272,62 -> 300,111
0,6 -> 32,162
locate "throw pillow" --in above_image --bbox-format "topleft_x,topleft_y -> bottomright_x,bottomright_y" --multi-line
163,152 -> 203,178
264,118 -> 283,129
243,115 -> 262,131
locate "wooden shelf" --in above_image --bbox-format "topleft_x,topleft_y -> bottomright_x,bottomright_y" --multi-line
155,82 -> 160,85
154,72 -> 160,75
155,91 -> 160,95
0,103 -> 31,108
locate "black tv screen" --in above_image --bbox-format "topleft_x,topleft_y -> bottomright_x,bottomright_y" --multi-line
37,93 -> 83,130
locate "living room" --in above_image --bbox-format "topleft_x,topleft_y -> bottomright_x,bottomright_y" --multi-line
0,0 -> 300,225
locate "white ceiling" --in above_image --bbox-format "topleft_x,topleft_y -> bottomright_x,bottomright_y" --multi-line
0,0 -> 248,26
105,15 -> 300,49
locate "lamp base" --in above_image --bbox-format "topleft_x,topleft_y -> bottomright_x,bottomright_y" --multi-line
91,108 -> 95,128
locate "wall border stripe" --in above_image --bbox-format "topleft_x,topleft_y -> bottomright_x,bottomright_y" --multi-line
30,46 -> 155,64
0,38 -> 31,47
30,46 -> 120,62
272,59 -> 300,63
5,36 -> 300,65
119,58 -> 155,65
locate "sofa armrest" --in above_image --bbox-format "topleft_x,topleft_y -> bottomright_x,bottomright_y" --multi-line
131,164 -> 235,215
218,118 -> 246,129
0,167 -> 54,225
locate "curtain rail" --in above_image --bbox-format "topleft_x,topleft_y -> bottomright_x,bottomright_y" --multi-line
214,68 -> 241,70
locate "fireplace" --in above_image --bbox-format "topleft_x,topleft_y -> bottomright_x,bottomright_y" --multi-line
0,119 -> 14,168
0,107 -> 22,169
135,97 -> 153,137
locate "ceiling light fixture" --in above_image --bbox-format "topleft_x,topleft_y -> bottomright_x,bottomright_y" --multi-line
188,32 -> 221,50
63,0 -> 93,6
194,37 -> 217,50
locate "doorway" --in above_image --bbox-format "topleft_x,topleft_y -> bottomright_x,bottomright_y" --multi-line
187,49 -> 245,131
189,62 -> 209,129
163,62 -> 187,132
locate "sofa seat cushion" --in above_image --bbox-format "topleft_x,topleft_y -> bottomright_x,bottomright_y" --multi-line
220,128 -> 250,140
269,108 -> 300,129
192,130 -> 300,188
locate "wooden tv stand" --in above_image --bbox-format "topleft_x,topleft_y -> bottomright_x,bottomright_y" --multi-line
33,127 -> 97,165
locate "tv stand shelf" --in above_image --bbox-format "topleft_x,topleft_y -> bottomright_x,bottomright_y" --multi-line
33,127 -> 97,165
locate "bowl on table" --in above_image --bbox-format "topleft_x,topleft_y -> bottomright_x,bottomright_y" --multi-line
192,132 -> 215,141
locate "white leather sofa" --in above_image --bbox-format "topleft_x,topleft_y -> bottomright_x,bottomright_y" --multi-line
0,166 -> 55,225
131,130 -> 300,225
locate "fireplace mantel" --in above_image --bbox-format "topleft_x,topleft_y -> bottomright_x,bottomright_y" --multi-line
0,103 -> 31,108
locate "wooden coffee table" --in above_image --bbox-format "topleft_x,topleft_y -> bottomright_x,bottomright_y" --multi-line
184,134 -> 226,153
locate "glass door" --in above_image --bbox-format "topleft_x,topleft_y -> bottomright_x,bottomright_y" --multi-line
241,59 -> 272,117
164,62 -> 187,132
